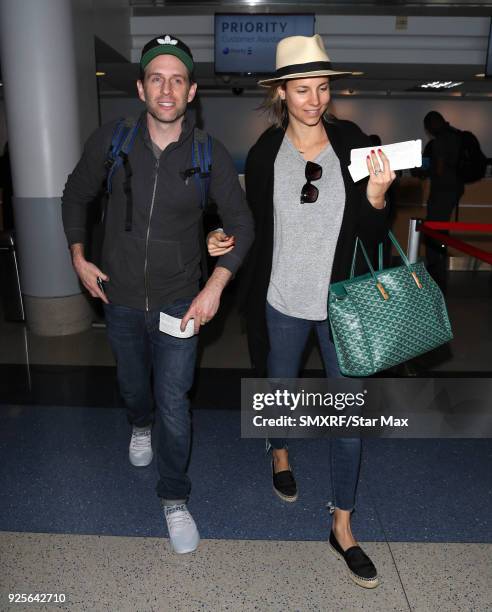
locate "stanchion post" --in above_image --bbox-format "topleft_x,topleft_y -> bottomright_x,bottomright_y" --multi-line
407,218 -> 422,263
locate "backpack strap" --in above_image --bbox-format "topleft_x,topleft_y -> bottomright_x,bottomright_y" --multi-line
106,117 -> 138,193
120,152 -> 134,232
105,116 -> 141,231
191,127 -> 212,209
190,128 -> 213,285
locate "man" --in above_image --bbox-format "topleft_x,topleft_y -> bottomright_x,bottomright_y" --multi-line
422,110 -> 464,290
62,35 -> 254,553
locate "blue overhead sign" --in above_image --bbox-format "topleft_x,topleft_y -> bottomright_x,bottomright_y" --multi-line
214,14 -> 315,74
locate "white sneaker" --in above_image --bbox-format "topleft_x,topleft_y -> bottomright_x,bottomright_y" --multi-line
129,425 -> 153,467
163,503 -> 200,554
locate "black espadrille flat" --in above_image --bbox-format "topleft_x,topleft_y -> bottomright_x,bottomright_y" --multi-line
272,460 -> 298,502
329,530 -> 379,589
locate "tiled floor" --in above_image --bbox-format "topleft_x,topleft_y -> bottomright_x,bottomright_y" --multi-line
2,533 -> 491,612
0,270 -> 491,611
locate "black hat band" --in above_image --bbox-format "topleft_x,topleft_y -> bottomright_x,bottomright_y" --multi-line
275,61 -> 334,78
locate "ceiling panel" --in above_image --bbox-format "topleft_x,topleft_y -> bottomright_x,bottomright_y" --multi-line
130,0 -> 492,17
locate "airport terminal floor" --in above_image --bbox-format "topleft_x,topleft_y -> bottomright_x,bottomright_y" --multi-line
1,271 -> 491,612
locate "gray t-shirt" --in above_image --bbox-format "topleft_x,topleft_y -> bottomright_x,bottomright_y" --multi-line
267,135 -> 345,320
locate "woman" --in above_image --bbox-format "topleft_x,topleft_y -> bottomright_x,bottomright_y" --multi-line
208,35 -> 394,589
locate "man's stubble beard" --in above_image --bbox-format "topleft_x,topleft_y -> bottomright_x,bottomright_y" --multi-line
147,101 -> 187,125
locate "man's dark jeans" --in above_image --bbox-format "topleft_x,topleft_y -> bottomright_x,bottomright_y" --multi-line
104,299 -> 198,501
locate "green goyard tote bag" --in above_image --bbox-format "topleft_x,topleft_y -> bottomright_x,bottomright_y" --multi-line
328,231 -> 453,377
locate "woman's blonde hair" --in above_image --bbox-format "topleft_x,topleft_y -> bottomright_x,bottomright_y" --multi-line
260,80 -> 332,128
260,82 -> 288,128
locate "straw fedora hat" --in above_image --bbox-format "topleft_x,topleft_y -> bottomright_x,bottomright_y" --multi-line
258,34 -> 351,87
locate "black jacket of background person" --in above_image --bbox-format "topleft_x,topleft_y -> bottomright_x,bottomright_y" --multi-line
427,124 -> 464,201
239,116 -> 390,375
62,111 -> 254,311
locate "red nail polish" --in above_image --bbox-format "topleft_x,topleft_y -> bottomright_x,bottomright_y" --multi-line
378,148 -> 382,153
366,155 -> 370,159
371,150 -> 375,154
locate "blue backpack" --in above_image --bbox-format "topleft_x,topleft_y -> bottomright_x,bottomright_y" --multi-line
104,116 -> 213,231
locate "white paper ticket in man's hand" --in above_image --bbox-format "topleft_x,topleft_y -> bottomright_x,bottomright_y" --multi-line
348,139 -> 422,183
159,312 -> 195,338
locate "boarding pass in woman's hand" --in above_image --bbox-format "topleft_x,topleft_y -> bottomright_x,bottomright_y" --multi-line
348,140 -> 422,182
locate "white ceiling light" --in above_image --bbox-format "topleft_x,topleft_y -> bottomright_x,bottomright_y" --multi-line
419,81 -> 463,89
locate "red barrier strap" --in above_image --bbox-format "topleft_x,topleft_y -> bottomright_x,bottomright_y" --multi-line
424,222 -> 492,232
420,225 -> 492,265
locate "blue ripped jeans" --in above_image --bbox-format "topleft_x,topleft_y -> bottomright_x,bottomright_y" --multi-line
266,301 -> 361,512
104,298 -> 198,501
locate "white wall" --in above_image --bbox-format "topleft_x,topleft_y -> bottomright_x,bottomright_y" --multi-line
100,94 -> 492,167
330,97 -> 492,154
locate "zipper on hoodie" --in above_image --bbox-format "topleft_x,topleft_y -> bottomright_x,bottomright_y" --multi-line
144,158 -> 160,311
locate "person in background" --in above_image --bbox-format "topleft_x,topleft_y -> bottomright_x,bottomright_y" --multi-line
208,34 -> 394,588
422,110 -> 464,290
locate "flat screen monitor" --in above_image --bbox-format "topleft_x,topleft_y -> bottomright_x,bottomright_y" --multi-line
214,13 -> 315,75
486,17 -> 492,77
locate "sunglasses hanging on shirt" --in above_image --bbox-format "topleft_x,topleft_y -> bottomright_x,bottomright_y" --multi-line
300,161 -> 322,204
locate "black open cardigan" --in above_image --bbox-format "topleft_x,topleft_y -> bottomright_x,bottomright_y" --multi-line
238,116 -> 390,375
